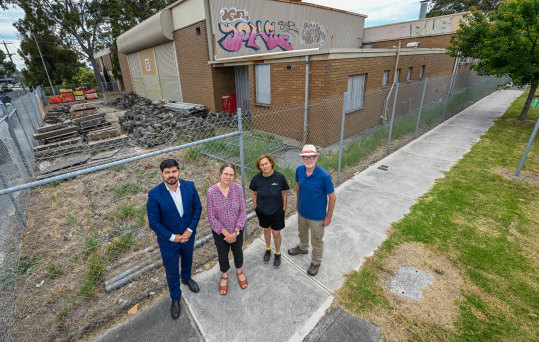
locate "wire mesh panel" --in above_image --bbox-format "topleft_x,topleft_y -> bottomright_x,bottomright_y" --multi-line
0,66 -> 512,341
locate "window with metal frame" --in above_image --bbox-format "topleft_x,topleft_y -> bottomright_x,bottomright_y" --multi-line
255,64 -> 271,105
419,65 -> 425,79
382,70 -> 389,87
407,67 -> 413,81
346,74 -> 366,112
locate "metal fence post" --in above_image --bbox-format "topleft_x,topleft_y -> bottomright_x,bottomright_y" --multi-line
0,169 -> 27,229
6,116 -> 32,178
237,107 -> 247,236
386,83 -> 399,155
515,116 -> 539,176
415,77 -> 428,137
337,93 -> 348,184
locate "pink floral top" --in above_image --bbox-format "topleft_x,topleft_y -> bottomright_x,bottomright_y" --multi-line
206,182 -> 246,235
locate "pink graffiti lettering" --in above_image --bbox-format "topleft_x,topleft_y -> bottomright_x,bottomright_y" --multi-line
220,8 -> 250,23
218,20 -> 293,52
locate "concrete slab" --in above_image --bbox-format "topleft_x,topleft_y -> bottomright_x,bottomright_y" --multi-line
377,150 -> 455,178
429,123 -> 487,138
183,239 -> 332,342
304,308 -> 380,342
94,299 -> 201,342
401,137 -> 471,164
411,131 -> 480,149
346,164 -> 437,200
331,182 -> 416,235
279,216 -> 386,292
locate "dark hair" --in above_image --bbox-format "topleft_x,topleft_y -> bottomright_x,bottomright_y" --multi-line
255,154 -> 275,171
160,159 -> 179,171
219,162 -> 236,175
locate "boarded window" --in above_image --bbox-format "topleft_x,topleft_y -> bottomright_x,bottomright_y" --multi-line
382,70 -> 389,87
346,74 -> 366,112
255,64 -> 271,105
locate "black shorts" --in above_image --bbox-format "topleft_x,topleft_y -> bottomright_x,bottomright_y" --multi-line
255,208 -> 285,231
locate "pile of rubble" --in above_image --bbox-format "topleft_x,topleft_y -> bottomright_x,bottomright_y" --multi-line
34,103 -> 127,161
113,92 -> 237,148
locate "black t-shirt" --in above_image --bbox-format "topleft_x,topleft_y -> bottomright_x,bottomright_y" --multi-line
249,171 -> 290,215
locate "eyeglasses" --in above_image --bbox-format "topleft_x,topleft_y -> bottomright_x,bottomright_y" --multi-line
302,156 -> 316,160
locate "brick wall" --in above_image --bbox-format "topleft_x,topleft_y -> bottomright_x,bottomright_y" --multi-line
118,52 -> 133,92
174,20 -> 216,111
248,52 -> 456,145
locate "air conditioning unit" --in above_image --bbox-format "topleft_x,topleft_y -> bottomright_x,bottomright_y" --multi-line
406,42 -> 420,48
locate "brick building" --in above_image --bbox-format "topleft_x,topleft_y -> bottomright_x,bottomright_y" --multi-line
116,0 -> 467,145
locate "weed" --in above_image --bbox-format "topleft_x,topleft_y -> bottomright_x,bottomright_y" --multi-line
111,164 -> 126,172
111,205 -> 146,225
109,183 -> 141,197
65,215 -> 76,226
90,149 -> 100,155
83,234 -> 100,256
79,254 -> 106,298
47,263 -> 64,279
57,306 -> 70,320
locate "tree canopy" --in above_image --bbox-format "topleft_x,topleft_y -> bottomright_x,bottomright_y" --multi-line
448,0 -> 539,120
427,0 -> 500,17
0,49 -> 16,77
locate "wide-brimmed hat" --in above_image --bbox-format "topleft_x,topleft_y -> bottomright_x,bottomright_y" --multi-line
299,144 -> 319,156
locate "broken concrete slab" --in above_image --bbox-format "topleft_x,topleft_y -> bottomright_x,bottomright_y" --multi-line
39,154 -> 91,174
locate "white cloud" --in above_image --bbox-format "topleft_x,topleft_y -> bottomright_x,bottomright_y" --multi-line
0,5 -> 25,69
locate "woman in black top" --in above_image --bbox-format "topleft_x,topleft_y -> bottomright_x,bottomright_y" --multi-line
249,154 -> 290,268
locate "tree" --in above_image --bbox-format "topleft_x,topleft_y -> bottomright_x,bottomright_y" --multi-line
71,66 -> 96,84
427,0 -> 500,17
5,0 -> 109,91
0,49 -> 16,76
448,0 -> 539,120
14,15 -> 82,87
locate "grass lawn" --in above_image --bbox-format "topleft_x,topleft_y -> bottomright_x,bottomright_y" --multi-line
337,90 -> 539,341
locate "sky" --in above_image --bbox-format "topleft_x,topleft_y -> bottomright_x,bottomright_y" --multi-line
0,0 -> 426,71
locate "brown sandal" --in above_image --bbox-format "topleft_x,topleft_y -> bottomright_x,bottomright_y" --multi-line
219,274 -> 228,295
236,270 -> 248,289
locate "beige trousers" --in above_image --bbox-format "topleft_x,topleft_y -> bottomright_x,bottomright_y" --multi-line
298,214 -> 325,265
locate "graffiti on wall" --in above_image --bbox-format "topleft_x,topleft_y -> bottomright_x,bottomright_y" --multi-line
278,20 -> 299,36
220,8 -> 250,23
302,21 -> 326,46
411,18 -> 451,37
217,7 -> 293,53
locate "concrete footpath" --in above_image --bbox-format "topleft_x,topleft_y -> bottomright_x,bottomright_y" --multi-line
95,90 -> 522,342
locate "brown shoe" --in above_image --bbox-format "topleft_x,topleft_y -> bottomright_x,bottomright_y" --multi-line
288,245 -> 308,256
307,263 -> 320,276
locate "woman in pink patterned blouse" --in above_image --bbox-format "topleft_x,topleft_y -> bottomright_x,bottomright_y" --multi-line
206,162 -> 247,295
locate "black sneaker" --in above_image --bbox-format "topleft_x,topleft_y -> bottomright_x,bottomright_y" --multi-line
273,253 -> 281,268
263,249 -> 271,263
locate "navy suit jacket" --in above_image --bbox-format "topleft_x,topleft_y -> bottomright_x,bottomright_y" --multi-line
147,180 -> 202,245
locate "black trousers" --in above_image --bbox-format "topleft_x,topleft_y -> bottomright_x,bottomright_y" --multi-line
212,230 -> 244,273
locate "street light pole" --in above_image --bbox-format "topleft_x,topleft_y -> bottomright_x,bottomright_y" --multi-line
32,32 -> 56,96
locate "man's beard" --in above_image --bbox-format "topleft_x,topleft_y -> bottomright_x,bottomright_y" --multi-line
165,177 -> 177,185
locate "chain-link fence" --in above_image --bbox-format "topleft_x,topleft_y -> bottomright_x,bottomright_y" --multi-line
0,69 -> 510,341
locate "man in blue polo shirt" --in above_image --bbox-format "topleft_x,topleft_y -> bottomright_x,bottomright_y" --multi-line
288,144 -> 336,276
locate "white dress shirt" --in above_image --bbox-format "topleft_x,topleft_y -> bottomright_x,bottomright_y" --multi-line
165,182 -> 192,242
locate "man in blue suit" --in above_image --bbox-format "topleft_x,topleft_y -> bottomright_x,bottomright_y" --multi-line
147,159 -> 202,319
